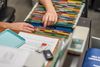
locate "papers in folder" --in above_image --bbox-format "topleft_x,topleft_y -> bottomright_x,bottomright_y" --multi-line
19,32 -> 59,53
0,46 -> 30,67
18,32 -> 60,67
25,1 -> 83,38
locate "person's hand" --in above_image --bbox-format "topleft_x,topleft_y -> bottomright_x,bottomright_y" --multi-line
8,22 -> 35,33
42,10 -> 58,27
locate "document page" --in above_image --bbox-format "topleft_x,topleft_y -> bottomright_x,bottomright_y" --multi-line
0,46 -> 30,67
19,32 -> 59,53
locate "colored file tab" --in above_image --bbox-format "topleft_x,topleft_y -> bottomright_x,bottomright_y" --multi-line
0,29 -> 25,48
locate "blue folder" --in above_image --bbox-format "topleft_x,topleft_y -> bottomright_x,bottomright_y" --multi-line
82,48 -> 100,67
0,29 -> 25,48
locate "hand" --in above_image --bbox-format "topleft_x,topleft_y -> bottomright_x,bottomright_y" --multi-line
42,10 -> 58,27
8,22 -> 35,33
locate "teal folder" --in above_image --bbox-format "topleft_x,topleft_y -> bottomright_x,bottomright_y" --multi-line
0,29 -> 25,48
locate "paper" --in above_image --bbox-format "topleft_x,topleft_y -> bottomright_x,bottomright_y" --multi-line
19,32 -> 59,53
0,46 -> 30,67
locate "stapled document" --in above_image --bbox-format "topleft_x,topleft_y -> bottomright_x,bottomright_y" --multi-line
0,46 -> 30,67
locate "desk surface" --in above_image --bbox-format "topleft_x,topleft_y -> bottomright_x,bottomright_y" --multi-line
0,17 -> 91,67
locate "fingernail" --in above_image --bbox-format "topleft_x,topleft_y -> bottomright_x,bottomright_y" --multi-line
43,25 -> 46,28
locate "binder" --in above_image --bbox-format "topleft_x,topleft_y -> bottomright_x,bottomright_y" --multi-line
83,48 -> 100,67
0,29 -> 25,48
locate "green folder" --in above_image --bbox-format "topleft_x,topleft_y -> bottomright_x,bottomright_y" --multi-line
0,29 -> 25,48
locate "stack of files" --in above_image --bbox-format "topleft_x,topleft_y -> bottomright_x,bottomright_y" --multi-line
0,46 -> 30,67
18,32 -> 71,67
26,1 -> 83,38
18,32 -> 61,67
25,0 -> 84,67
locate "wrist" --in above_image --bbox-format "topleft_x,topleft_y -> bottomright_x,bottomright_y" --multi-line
46,8 -> 56,13
0,22 -> 11,29
45,4 -> 56,12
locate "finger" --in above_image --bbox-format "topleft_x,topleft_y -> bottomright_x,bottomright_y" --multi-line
48,16 -> 55,26
42,15 -> 45,23
43,15 -> 49,27
24,27 -> 35,32
25,23 -> 34,28
48,17 -> 53,26
54,16 -> 58,24
22,29 -> 32,33
52,16 -> 57,24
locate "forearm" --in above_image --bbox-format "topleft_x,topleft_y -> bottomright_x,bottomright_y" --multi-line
39,0 -> 55,12
0,22 -> 11,28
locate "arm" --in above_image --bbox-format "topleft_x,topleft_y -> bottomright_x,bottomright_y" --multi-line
0,22 -> 10,28
40,0 -> 55,12
39,0 -> 58,27
0,22 -> 35,32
